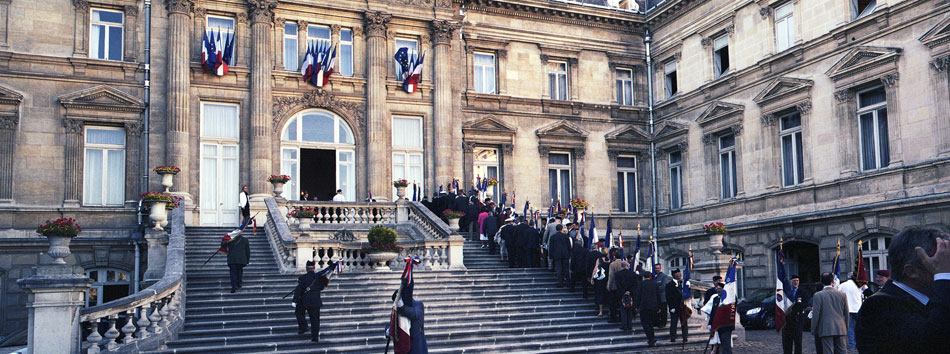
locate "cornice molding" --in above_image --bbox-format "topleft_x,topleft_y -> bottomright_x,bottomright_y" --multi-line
458,0 -> 645,34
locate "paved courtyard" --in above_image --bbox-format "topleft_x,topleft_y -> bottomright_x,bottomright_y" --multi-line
623,328 -> 862,354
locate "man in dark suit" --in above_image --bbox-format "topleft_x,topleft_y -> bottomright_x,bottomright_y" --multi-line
783,274 -> 811,354
615,259 -> 638,331
812,272 -> 849,354
524,220 -> 541,268
666,269 -> 688,342
635,267 -> 661,347
549,224 -> 572,286
513,217 -> 532,268
454,192 -> 471,231
570,241 -> 590,295
856,227 -> 950,354
293,261 -> 329,342
483,211 -> 499,255
704,275 -> 723,304
653,263 -> 671,327
223,229 -> 251,293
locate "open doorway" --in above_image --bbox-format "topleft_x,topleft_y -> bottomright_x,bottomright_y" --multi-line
780,241 -> 820,285
300,148 -> 336,201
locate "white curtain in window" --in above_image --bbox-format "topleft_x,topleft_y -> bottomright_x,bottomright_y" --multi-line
392,117 -> 422,148
202,104 -> 239,138
221,146 -> 239,208
84,149 -> 104,205
86,129 -> 125,145
106,149 -> 125,205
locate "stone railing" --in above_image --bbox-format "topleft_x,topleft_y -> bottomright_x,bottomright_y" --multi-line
77,206 -> 186,354
264,198 -> 464,273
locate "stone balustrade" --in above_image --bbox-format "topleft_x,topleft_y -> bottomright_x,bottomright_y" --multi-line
77,205 -> 186,354
284,200 -> 397,224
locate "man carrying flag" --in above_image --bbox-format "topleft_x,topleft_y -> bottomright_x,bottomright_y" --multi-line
387,257 -> 427,354
776,241 -> 803,354
710,257 -> 739,354
292,260 -> 337,342
219,217 -> 254,293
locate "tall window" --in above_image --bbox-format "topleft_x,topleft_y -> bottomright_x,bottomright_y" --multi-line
395,38 -> 419,78
474,52 -> 496,94
90,8 -> 123,61
852,0 -> 876,20
83,127 -> 126,206
669,150 -> 683,209
719,134 -> 737,199
774,2 -> 794,52
713,35 -> 730,78
616,69 -> 633,106
617,156 -> 638,213
474,147 -> 500,199
393,117 -> 424,199
339,28 -> 354,76
85,268 -> 130,307
548,152 -> 572,202
207,16 -> 236,65
860,235 -> 891,280
283,22 -> 298,71
547,61 -> 569,100
781,112 -> 805,186
664,61 -> 678,99
308,25 -> 330,47
857,86 -> 889,171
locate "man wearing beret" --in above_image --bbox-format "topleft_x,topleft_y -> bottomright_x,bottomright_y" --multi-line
293,260 -> 329,342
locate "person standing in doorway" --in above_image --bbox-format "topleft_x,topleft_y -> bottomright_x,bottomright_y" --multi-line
224,228 -> 251,293
332,189 -> 346,202
239,186 -> 250,224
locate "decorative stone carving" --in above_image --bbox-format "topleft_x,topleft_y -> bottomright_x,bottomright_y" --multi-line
464,45 -> 475,54
932,55 -> 950,73
702,133 -> 715,145
192,6 -> 206,18
72,0 -> 90,12
701,37 -> 712,47
330,24 -> 341,36
502,144 -> 513,156
165,0 -> 193,15
540,54 -> 549,64
497,49 -> 507,59
462,141 -> 476,153
125,122 -> 144,137
0,115 -> 17,130
676,142 -> 689,152
246,0 -> 277,24
760,114 -> 776,127
124,5 -> 139,17
881,73 -> 899,87
538,146 -> 551,157
363,11 -> 391,38
574,147 -> 585,159
796,101 -> 812,114
834,89 -> 854,103
272,89 -> 366,132
607,150 -> 621,160
297,20 -> 308,29
331,229 -> 357,242
237,12 -> 248,24
730,124 -> 743,136
759,6 -> 770,19
64,119 -> 84,134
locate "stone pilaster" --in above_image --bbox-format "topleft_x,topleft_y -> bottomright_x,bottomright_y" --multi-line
17,265 -> 92,354
431,20 -> 460,190
165,0 -> 194,208
124,122 -> 144,204
72,0 -> 89,56
123,5 -> 139,61
932,55 -> 950,156
248,0 -> 277,200
834,89 -> 858,176
0,114 -> 16,203
63,119 -> 84,207
0,0 -> 13,49
364,11 -> 392,201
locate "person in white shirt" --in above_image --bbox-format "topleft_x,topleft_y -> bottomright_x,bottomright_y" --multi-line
238,186 -> 250,223
332,189 -> 346,202
837,277 -> 866,349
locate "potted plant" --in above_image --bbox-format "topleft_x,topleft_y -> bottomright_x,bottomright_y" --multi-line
442,209 -> 465,232
704,221 -> 728,250
141,192 -> 174,231
268,174 -> 291,198
393,179 -> 409,201
161,195 -> 183,228
485,178 -> 498,198
570,198 -> 589,213
153,165 -> 180,193
290,206 -> 315,230
362,225 -> 402,271
36,218 -> 82,265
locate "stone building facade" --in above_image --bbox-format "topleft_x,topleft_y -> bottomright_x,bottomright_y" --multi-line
0,0 -> 948,338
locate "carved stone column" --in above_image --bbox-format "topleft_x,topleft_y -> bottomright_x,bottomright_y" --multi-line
834,89 -> 858,177
538,146 -> 551,204
501,144 -> 513,196
123,5 -> 139,61
431,20 -> 460,190
63,119 -> 84,207
932,56 -> 950,156
124,122 -> 144,205
248,0 -> 277,200
0,114 -> 17,203
72,0 -> 90,56
364,11 -> 392,201
165,0 -> 194,207
462,141 -> 475,195
0,0 -> 11,49
881,73 -> 902,166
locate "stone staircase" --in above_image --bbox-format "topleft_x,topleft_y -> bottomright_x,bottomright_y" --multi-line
145,228 -> 707,354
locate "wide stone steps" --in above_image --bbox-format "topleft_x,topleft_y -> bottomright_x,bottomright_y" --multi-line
142,227 -> 706,354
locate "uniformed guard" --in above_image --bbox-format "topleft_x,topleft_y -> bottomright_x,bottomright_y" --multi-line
293,260 -> 330,342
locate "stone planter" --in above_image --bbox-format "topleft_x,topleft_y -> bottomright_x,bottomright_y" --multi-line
148,201 -> 168,231
485,189 -> 494,199
272,182 -> 285,198
395,186 -> 407,201
447,217 -> 460,232
297,216 -> 312,230
159,172 -> 175,193
366,251 -> 399,271
45,234 -> 76,265
708,232 -> 725,252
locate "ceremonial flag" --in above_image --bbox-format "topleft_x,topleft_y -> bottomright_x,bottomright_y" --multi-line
404,51 -> 424,93
832,239 -> 842,288
389,257 -> 421,354
221,30 -> 234,75
316,260 -> 342,277
633,234 -> 641,271
711,257 -> 739,332
775,248 -> 793,332
646,237 -> 655,280
476,176 -> 482,191
588,217 -> 597,250
604,217 -> 613,249
511,191 -> 516,209
318,43 -> 337,87
579,218 -> 587,248
617,227 -> 624,258
301,43 -> 315,82
499,193 -> 507,211
683,251 -> 693,301
855,240 -> 868,283
439,185 -> 443,194
522,201 -> 529,219
201,28 -> 233,76
411,182 -> 418,202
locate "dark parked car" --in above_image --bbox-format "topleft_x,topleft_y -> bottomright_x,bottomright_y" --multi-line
738,289 -> 776,329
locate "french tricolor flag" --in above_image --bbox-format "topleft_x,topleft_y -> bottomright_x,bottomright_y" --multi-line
711,257 -> 739,332
389,257 -> 420,354
775,250 -> 793,332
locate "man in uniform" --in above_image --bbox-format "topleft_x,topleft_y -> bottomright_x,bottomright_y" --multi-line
666,269 -> 688,342
501,217 -> 518,268
293,260 -> 329,342
223,228 -> 251,293
783,274 -> 811,354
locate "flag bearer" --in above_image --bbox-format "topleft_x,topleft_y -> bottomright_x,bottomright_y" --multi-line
293,260 -> 329,342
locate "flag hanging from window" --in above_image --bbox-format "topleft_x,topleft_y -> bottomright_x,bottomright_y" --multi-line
201,28 -> 233,76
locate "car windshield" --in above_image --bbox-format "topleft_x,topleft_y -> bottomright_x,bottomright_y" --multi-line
761,295 -> 775,303
744,289 -> 772,303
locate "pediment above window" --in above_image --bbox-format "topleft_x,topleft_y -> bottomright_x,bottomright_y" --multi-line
654,121 -> 688,149
825,46 -> 901,84
536,120 -> 587,149
753,77 -> 813,115
696,101 -> 744,129
0,85 -> 23,107
462,115 -> 517,145
59,85 -> 145,114
0,85 -> 22,129
605,124 -> 650,153
919,15 -> 950,51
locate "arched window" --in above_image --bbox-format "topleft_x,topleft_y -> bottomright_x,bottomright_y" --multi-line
669,255 -> 688,273
85,268 -> 131,307
859,235 -> 891,278
280,110 -> 357,201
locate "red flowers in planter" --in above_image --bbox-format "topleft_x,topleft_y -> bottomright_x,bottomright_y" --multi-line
703,222 -> 728,234
37,218 -> 82,237
268,174 -> 291,183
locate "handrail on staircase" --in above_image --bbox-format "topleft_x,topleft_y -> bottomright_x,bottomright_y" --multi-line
77,205 -> 187,354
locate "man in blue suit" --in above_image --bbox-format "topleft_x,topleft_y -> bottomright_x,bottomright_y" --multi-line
293,261 -> 329,342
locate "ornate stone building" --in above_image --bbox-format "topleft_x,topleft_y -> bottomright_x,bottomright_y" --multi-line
0,0 -> 949,338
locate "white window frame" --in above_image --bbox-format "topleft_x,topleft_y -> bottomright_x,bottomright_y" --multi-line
774,2 -> 794,52
283,22 -> 298,71
617,155 -> 638,213
279,109 -> 357,201
860,236 -> 891,280
664,61 -> 678,99
669,150 -> 683,210
719,134 -> 737,199
83,126 -> 126,206
549,152 -> 573,202
852,0 -> 877,20
199,102 -> 241,140
339,28 -> 354,77
616,68 -> 634,106
395,37 -> 419,79
780,112 -> 804,187
206,15 -> 236,66
713,34 -> 730,78
669,256 -> 687,272
307,24 -> 331,48
90,8 -> 124,61
548,60 -> 569,100
473,52 -> 497,94
392,116 -> 424,200
857,86 -> 888,172
84,268 -> 131,307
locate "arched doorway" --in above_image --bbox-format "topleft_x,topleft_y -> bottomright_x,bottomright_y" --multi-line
779,241 -> 820,285
280,109 -> 356,201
